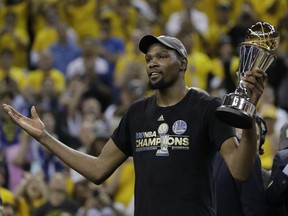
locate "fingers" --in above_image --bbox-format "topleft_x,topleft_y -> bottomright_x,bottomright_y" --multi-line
245,68 -> 266,84
3,104 -> 33,127
31,106 -> 39,119
3,104 -> 22,119
242,68 -> 266,90
3,104 -> 21,124
241,68 -> 266,105
3,104 -> 14,116
242,76 -> 262,93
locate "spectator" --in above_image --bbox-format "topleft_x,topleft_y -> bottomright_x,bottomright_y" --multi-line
75,181 -> 122,216
0,48 -> 26,94
104,157 -> 135,214
0,48 -> 31,122
165,0 -> 209,38
205,1 -> 234,57
177,31 -> 213,92
99,0 -> 139,41
265,31 -> 288,108
132,0 -> 164,34
49,22 -> 82,75
13,172 -> 47,215
56,76 -> 88,149
114,29 -> 148,88
257,86 -> 288,132
97,16 -> 125,79
96,16 -> 126,101
214,115 -> 267,216
259,104 -> 280,171
25,50 -> 66,96
0,92 -> 21,178
33,77 -> 62,114
61,0 -> 101,44
250,0 -> 287,27
66,38 -> 113,110
0,164 -> 27,215
14,110 -> 67,182
57,84 -> 108,150
104,79 -> 146,133
228,2 -> 258,54
209,35 -> 239,97
266,122 -> 288,215
0,0 -> 28,31
275,13 -> 288,114
34,172 -> 79,216
0,11 -> 29,68
88,130 -> 111,158
2,203 -> 16,216
30,2 -> 77,67
5,130 -> 31,192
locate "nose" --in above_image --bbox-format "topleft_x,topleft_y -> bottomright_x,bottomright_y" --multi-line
148,57 -> 158,68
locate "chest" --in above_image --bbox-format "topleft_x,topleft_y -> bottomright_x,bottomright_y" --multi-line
129,104 -> 212,159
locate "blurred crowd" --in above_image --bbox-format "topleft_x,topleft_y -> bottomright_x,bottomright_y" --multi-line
0,0 -> 288,215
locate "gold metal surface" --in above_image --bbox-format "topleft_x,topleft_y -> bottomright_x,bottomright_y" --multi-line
244,22 -> 280,51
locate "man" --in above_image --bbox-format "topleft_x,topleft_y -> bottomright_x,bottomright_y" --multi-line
214,116 -> 267,216
2,35 -> 266,216
34,172 -> 79,216
266,122 -> 288,215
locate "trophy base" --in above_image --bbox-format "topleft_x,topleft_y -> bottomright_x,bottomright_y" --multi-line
156,149 -> 169,156
215,93 -> 256,129
215,106 -> 254,129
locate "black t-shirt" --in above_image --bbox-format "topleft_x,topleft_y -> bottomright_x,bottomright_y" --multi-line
111,89 -> 236,216
214,153 -> 266,216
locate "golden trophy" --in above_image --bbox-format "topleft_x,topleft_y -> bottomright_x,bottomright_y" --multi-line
215,22 -> 280,129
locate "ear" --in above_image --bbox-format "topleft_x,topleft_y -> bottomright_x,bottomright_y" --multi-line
180,57 -> 188,71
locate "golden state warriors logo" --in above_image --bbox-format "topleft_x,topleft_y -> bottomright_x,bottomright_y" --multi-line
172,120 -> 187,135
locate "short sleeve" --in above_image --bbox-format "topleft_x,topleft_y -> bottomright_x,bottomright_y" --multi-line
208,97 -> 236,150
111,108 -> 133,156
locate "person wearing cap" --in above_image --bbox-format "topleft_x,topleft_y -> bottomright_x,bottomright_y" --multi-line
2,34 -> 267,216
266,122 -> 288,215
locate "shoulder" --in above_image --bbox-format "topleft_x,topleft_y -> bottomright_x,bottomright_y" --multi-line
128,95 -> 155,111
188,88 -> 222,107
275,149 -> 288,164
118,96 -> 155,120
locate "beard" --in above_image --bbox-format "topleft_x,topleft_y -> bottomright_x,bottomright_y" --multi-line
148,76 -> 178,90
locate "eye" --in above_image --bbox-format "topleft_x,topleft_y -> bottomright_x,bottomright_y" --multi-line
145,55 -> 150,61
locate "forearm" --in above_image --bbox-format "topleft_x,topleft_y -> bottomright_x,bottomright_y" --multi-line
38,131 -> 105,184
37,131 -> 127,184
233,122 -> 258,181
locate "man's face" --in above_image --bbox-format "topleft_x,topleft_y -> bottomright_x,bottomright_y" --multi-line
145,44 -> 182,90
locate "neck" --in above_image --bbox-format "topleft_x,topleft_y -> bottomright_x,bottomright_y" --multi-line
156,84 -> 189,107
